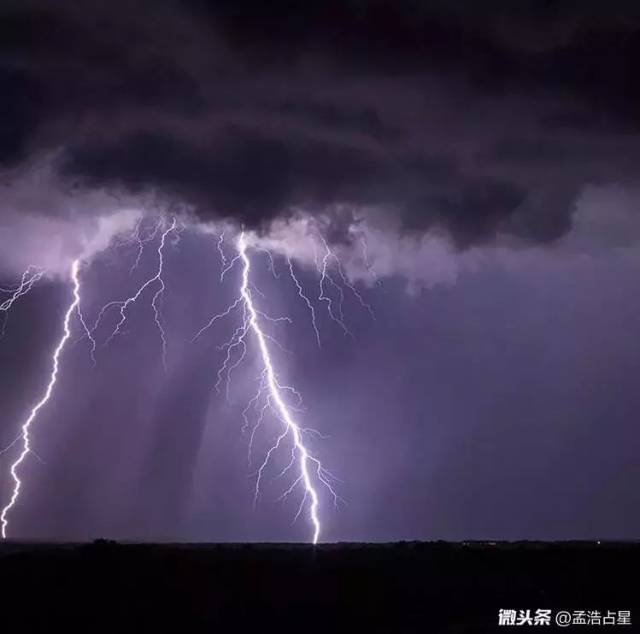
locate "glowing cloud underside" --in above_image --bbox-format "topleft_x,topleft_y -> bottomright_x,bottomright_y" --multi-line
1,259 -> 82,539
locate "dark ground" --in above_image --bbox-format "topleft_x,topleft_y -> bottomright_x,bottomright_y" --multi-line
0,541 -> 637,632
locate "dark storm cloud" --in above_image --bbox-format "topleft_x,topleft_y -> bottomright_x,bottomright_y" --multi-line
62,127 -> 384,227
2,0 -> 640,245
0,66 -> 43,164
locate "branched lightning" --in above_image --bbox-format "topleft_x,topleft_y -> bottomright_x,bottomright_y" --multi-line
216,230 -> 227,267
318,242 -> 352,336
0,435 -> 22,458
75,295 -> 98,367
0,259 -> 83,539
322,236 -> 375,321
256,247 -> 280,279
237,233 -> 334,543
194,243 -> 291,399
0,266 -> 44,337
287,256 -> 321,347
130,217 -> 162,275
316,233 -> 375,332
91,217 -> 177,371
0,218 -> 370,543
359,231 -> 382,287
195,231 -> 341,543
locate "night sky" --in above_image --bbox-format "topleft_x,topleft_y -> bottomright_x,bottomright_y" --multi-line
0,1 -> 639,542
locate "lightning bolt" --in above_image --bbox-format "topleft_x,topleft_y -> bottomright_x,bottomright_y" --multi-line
318,242 -> 352,336
358,231 -> 382,287
0,266 -> 44,337
0,220 -> 360,542
314,232 -> 375,333
287,256 -> 321,348
195,230 -> 339,543
216,230 -> 227,267
130,217 -> 162,275
237,232 -> 331,543
91,217 -> 177,371
321,235 -> 375,321
1,259 -> 83,539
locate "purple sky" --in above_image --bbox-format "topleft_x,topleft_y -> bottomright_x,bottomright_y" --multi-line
1,220 -> 639,542
0,1 -> 639,542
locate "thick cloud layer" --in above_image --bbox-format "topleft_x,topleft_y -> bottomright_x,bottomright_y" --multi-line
2,0 -> 640,247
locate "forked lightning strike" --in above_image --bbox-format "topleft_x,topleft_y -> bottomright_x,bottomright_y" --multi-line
287,257 -> 321,347
130,217 -> 162,275
237,232 -> 331,544
321,236 -> 375,320
90,217 -> 177,370
318,242 -> 352,337
195,230 -> 345,543
0,266 -> 44,336
1,259 -> 83,538
0,217 -> 370,543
